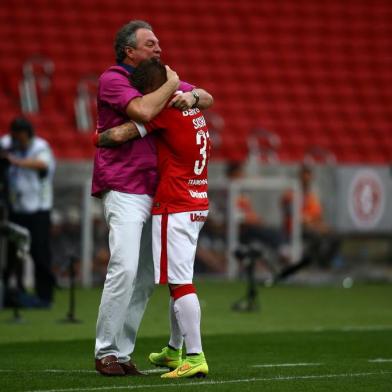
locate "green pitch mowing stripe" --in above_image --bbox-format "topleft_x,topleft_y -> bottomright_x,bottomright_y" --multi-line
1,283 -> 392,344
23,371 -> 392,392
1,283 -> 392,391
1,330 -> 392,392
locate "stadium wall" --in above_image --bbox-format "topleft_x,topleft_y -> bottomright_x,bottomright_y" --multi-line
47,161 -> 392,287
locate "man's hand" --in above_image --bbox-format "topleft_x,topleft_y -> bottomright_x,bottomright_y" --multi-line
169,91 -> 196,111
169,88 -> 214,111
126,66 -> 180,123
165,65 -> 180,90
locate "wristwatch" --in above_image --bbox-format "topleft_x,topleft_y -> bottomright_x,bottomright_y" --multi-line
191,89 -> 200,108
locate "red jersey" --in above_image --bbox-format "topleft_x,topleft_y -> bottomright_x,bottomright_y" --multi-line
146,106 -> 211,214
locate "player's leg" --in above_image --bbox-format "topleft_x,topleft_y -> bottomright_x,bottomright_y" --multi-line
163,285 -> 207,378
95,191 -> 152,375
160,210 -> 209,378
148,295 -> 185,369
169,295 -> 184,349
148,214 -> 183,370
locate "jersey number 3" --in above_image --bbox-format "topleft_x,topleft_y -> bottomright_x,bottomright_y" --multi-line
194,130 -> 209,175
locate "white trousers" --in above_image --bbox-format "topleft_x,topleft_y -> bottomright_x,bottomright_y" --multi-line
95,191 -> 155,362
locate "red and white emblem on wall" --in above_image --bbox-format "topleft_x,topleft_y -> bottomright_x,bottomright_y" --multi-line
348,169 -> 385,229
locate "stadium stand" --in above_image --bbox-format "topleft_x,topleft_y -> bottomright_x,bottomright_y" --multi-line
0,0 -> 391,162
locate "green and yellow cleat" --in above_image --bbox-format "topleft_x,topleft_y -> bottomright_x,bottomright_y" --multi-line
161,352 -> 208,379
149,346 -> 182,370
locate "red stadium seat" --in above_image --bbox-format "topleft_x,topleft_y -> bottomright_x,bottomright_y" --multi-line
0,0 -> 390,162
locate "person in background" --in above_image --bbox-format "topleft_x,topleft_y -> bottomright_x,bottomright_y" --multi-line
0,116 -> 56,308
228,162 -> 288,265
194,209 -> 227,275
277,164 -> 342,280
227,162 -> 288,311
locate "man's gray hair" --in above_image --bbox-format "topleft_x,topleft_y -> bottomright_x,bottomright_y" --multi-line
114,20 -> 152,63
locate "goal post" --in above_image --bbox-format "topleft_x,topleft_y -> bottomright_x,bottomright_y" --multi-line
210,176 -> 302,279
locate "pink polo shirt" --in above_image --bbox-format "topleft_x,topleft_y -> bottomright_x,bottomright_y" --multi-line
91,65 -> 193,197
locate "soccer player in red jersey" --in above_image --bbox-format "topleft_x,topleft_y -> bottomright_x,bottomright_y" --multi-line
96,59 -> 210,378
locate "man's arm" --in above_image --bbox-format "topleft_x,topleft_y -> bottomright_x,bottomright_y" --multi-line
97,88 -> 213,148
126,66 -> 179,123
169,88 -> 213,111
95,122 -> 142,147
194,88 -> 214,109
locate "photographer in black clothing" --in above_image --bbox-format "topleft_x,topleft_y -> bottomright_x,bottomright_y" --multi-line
0,117 -> 56,307
0,148 -> 10,306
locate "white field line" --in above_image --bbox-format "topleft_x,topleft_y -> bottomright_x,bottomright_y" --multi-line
368,358 -> 392,363
42,368 -> 166,374
341,325 -> 392,332
25,371 -> 392,392
311,325 -> 392,332
141,368 -> 167,374
1,356 -> 390,375
2,357 -> 389,374
252,362 -> 322,368
0,368 -> 166,374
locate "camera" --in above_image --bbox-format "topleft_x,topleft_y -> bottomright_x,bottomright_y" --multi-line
0,146 -> 10,205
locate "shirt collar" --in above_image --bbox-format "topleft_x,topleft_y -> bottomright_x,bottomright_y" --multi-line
117,62 -> 135,74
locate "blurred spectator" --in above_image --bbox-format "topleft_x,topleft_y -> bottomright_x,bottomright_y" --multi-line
277,164 -> 342,280
0,116 -> 56,308
195,201 -> 227,274
227,162 -> 289,268
227,162 -> 288,311
50,207 -> 81,286
91,204 -> 110,285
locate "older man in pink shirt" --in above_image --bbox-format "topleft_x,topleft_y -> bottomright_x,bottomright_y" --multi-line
92,20 -> 213,376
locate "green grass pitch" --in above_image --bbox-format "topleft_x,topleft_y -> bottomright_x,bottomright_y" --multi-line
0,281 -> 391,391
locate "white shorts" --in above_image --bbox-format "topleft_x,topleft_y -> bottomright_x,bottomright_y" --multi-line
152,210 -> 208,284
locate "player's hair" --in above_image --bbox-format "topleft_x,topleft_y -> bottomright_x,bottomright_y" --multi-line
9,116 -> 34,138
130,58 -> 167,94
114,20 -> 152,63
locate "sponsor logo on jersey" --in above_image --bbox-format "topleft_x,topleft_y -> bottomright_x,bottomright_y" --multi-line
190,213 -> 207,222
188,190 -> 208,199
188,179 -> 208,185
192,116 -> 207,130
182,108 -> 201,116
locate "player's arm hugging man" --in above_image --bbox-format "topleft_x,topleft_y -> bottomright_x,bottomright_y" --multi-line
94,60 -> 212,148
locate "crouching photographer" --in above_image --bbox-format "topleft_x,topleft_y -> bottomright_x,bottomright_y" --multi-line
0,117 -> 56,308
